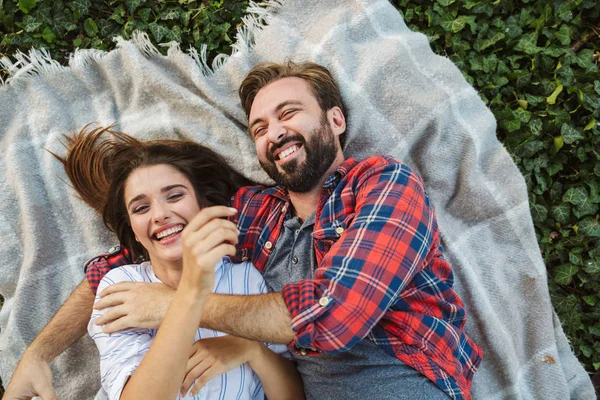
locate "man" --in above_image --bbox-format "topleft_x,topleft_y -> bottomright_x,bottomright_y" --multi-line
5,61 -> 482,400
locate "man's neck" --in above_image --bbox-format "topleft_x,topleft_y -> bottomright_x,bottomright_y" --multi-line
288,155 -> 344,222
289,189 -> 321,222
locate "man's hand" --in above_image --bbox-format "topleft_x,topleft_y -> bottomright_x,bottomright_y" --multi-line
180,336 -> 260,397
94,282 -> 175,333
3,352 -> 57,400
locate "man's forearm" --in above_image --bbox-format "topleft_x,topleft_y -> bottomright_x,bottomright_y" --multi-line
200,292 -> 294,344
25,279 -> 94,360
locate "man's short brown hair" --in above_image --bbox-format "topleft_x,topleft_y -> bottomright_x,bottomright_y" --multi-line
239,60 -> 346,121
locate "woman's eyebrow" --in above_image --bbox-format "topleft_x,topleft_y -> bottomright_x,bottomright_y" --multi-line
161,184 -> 187,193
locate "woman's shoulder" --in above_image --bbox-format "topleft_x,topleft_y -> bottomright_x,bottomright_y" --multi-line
99,262 -> 153,288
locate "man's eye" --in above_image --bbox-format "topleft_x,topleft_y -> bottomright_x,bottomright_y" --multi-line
281,109 -> 297,119
253,127 -> 266,138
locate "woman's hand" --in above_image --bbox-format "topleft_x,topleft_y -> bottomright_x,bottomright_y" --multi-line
181,206 -> 239,297
180,335 -> 260,397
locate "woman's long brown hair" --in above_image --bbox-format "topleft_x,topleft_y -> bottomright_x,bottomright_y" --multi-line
53,125 -> 254,260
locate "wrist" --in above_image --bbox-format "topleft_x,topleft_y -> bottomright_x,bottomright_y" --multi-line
247,341 -> 268,369
20,347 -> 51,365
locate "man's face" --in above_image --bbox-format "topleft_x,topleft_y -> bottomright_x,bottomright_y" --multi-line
248,77 -> 343,192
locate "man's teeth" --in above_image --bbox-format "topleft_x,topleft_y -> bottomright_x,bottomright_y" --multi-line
279,145 -> 299,160
156,225 -> 183,240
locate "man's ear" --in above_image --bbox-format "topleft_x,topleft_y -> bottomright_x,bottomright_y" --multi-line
327,106 -> 346,137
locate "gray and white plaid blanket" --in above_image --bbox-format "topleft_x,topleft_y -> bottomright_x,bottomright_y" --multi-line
0,0 -> 594,399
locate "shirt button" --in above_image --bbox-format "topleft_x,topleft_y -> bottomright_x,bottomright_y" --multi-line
319,296 -> 331,307
292,255 -> 298,264
265,241 -> 273,249
242,256 -> 249,261
299,348 -> 307,356
335,227 -> 344,235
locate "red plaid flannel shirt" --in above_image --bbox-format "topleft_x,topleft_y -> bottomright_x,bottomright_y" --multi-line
230,156 -> 482,399
85,155 -> 482,399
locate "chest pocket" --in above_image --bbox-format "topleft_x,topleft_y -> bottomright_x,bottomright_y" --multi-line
312,213 -> 355,257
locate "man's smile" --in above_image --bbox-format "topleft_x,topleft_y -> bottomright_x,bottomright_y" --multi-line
270,140 -> 305,166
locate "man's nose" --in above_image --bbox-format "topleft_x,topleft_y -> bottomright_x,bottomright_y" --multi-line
266,121 -> 287,143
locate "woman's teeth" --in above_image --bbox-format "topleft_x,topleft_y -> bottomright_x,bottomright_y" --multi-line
156,225 -> 183,240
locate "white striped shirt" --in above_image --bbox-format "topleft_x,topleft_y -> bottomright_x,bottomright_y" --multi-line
88,258 -> 289,400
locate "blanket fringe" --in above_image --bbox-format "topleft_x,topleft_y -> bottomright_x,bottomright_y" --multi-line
0,47 -> 64,85
0,0 -> 283,86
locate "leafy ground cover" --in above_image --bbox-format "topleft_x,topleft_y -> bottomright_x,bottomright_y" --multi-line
1,0 -> 599,394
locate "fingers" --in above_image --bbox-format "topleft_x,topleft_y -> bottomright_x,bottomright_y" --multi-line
93,304 -> 128,326
184,224 -> 238,254
185,206 -> 237,234
98,281 -> 137,298
181,357 -> 213,396
186,343 -> 207,371
190,365 -> 220,396
101,316 -> 132,334
93,292 -> 126,311
40,390 -> 59,400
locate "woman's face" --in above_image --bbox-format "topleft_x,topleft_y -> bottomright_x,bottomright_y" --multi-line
124,164 -> 201,267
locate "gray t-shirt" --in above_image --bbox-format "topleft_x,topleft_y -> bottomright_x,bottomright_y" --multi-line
263,212 -> 447,400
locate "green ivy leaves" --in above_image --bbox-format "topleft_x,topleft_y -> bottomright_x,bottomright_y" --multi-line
0,0 -> 247,71
398,0 -> 600,373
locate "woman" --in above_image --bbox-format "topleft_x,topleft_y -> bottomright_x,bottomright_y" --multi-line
55,126 -> 304,400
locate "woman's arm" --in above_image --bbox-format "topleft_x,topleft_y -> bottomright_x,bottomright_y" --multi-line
249,342 -> 305,400
119,287 -> 207,400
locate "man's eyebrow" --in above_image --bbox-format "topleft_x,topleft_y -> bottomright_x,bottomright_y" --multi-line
248,100 -> 304,131
127,184 -> 187,209
275,100 -> 303,112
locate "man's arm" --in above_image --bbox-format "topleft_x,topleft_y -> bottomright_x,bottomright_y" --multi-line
200,292 -> 294,344
4,279 -> 94,400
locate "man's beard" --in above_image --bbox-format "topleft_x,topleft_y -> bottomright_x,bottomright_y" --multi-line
260,113 -> 338,193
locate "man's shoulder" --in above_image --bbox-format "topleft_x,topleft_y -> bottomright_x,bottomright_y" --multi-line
234,185 -> 267,200
348,155 -> 416,178
357,154 -> 405,168
84,245 -> 132,272
233,184 -> 286,208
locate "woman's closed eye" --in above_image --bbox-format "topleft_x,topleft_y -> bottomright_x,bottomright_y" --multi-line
132,204 -> 149,214
167,192 -> 184,202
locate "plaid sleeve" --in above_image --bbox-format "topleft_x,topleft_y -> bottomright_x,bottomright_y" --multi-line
85,246 -> 133,294
282,162 -> 435,353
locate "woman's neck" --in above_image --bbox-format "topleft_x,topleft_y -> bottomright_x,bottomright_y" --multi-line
149,259 -> 183,289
